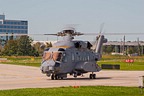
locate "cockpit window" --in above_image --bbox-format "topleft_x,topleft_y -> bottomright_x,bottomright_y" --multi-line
43,51 -> 62,62
53,52 -> 62,61
43,52 -> 51,60
58,48 -> 65,51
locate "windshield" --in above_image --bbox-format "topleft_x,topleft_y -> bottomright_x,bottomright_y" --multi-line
43,52 -> 51,60
53,52 -> 62,61
43,52 -> 62,62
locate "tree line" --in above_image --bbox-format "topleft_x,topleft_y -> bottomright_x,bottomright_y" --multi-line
0,36 -> 143,56
102,45 -> 144,55
0,36 -> 52,56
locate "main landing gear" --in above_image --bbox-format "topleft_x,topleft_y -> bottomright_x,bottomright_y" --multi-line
89,73 -> 96,79
51,74 -> 66,80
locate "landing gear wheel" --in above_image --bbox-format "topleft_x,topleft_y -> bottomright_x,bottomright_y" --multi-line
89,74 -> 96,79
89,74 -> 93,79
93,74 -> 96,79
61,77 -> 64,80
51,74 -> 66,80
73,71 -> 77,78
51,74 -> 55,80
74,74 -> 77,78
55,75 -> 59,80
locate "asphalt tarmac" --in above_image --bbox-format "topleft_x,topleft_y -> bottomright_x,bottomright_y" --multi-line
0,64 -> 144,90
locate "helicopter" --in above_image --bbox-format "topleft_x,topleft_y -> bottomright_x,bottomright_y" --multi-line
40,27 -> 107,80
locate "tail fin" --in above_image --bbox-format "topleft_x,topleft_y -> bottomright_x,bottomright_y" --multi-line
95,35 -> 107,54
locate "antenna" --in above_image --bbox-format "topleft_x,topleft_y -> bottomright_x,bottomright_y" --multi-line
123,35 -> 125,55
137,37 -> 140,55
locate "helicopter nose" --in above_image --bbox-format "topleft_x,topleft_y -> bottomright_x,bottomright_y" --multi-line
41,61 -> 55,73
41,65 -> 54,73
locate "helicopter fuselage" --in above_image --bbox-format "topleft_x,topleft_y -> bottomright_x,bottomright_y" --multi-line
40,41 -> 101,80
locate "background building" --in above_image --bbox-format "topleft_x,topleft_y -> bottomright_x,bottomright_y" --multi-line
103,41 -> 144,55
0,14 -> 28,46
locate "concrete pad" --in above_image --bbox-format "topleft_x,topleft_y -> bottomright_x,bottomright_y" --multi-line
0,64 -> 144,90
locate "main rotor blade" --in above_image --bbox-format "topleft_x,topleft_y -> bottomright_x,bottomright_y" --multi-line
43,34 -> 58,35
1,32 -> 143,36
83,33 -> 144,35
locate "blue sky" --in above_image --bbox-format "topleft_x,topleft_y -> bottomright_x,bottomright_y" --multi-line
0,0 -> 144,41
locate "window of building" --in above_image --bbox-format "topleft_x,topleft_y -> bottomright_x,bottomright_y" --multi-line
14,22 -> 17,25
3,25 -> 6,28
3,29 -> 6,32
7,26 -> 10,28
7,21 -> 10,24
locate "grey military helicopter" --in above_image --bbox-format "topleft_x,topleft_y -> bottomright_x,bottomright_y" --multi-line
40,27 -> 107,80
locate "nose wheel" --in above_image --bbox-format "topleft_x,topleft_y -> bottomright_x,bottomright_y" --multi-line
51,74 -> 55,80
89,74 -> 96,79
51,74 -> 59,80
51,74 -> 66,80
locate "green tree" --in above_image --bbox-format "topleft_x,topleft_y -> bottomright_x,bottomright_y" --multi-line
127,47 -> 134,54
17,36 -> 38,56
33,42 -> 43,55
2,40 -> 18,56
2,36 -> 39,56
102,45 -> 107,54
105,45 -> 114,54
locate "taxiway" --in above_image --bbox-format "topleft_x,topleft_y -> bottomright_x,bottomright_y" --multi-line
0,64 -> 144,90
